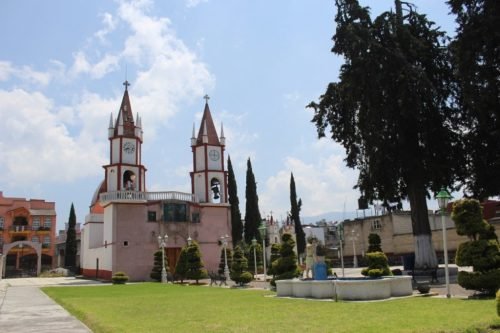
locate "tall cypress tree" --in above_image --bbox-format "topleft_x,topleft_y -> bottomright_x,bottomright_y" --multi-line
228,156 -> 243,245
244,158 -> 262,244
64,203 -> 77,269
448,0 -> 500,200
290,173 -> 305,256
309,0 -> 460,269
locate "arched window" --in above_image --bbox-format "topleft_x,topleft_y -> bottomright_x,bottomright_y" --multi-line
210,178 -> 221,203
123,170 -> 136,190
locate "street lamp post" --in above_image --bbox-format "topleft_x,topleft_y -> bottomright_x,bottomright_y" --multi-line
251,237 -> 257,277
351,229 -> 358,268
157,234 -> 168,283
338,224 -> 345,277
436,187 -> 453,298
221,234 -> 230,281
258,223 -> 267,281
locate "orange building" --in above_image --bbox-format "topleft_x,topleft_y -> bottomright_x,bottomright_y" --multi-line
0,191 -> 56,278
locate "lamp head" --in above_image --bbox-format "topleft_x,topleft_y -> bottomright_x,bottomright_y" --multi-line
436,187 -> 452,210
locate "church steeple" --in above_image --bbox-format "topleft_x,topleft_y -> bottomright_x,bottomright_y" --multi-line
190,96 -> 228,204
104,81 -> 147,193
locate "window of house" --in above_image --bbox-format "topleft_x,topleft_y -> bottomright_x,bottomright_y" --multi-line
371,220 -> 382,230
43,217 -> 52,228
32,236 -> 40,243
0,217 -> 4,229
33,217 -> 40,230
43,236 -> 51,244
0,235 -> 4,245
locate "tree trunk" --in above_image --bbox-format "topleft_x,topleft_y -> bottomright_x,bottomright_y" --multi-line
407,179 -> 438,269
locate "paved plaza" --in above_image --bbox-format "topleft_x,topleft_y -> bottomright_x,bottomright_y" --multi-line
0,266 -> 475,333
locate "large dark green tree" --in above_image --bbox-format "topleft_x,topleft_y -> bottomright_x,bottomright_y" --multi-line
244,158 -> 262,243
308,0 -> 462,269
448,0 -> 500,200
228,156 -> 243,245
290,173 -> 306,256
64,203 -> 77,269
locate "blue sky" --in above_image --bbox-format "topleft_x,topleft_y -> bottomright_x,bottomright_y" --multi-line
0,0 -> 457,230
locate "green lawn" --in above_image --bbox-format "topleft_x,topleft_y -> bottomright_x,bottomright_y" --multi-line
42,283 -> 499,333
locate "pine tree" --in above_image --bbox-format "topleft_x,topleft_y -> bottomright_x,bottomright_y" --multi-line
228,156 -> 243,245
290,173 -> 306,256
448,0 -> 500,200
268,243 -> 282,276
64,203 -> 77,269
309,0 -> 460,269
150,250 -> 169,282
244,158 -> 262,243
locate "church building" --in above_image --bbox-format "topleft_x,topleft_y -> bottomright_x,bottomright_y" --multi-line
80,82 -> 232,281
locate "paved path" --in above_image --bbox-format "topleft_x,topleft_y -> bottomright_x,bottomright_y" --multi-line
0,277 -> 100,333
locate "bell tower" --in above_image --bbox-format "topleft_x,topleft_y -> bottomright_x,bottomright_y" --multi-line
104,81 -> 146,192
190,96 -> 227,203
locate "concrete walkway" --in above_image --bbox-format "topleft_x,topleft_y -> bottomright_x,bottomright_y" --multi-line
0,277 -> 101,333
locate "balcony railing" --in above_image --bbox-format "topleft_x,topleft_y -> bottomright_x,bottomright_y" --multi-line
100,191 -> 198,204
9,225 -> 32,232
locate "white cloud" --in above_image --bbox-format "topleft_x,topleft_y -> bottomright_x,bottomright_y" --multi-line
185,0 -> 208,8
0,89 -> 105,186
0,61 -> 51,86
94,12 -> 117,43
260,154 -> 359,221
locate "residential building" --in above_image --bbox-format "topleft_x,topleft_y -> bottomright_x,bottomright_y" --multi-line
0,192 -> 56,277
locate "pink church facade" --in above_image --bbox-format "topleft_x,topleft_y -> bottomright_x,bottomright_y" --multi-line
81,83 -> 232,281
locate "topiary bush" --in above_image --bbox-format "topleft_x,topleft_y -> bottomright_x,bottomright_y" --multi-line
496,290 -> 500,317
112,271 -> 129,284
271,233 -> 300,287
361,252 -> 392,278
452,199 -> 500,295
150,250 -> 169,282
230,245 -> 252,286
367,233 -> 382,253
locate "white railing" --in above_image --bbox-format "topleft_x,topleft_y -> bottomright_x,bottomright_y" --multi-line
99,191 -> 198,203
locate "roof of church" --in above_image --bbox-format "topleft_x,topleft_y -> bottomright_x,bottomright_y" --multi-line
196,102 -> 220,145
114,81 -> 136,137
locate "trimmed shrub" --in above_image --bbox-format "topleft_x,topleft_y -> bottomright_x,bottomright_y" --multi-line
112,271 -> 129,284
361,252 -> 392,278
367,233 -> 382,253
150,250 -> 168,282
496,289 -> 500,317
271,233 -> 299,287
453,199 -> 500,295
230,246 -> 252,286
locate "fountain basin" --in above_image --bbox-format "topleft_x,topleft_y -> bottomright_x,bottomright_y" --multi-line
275,276 -> 412,301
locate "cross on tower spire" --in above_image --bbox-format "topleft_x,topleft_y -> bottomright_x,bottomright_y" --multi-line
123,80 -> 130,91
203,94 -> 210,103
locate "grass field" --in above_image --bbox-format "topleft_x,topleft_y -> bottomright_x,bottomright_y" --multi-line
42,283 -> 499,333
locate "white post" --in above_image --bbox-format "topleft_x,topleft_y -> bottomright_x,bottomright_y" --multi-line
158,235 -> 168,283
262,238 -> 267,281
339,239 -> 345,277
351,230 -> 358,268
441,212 -> 450,298
222,235 -> 229,281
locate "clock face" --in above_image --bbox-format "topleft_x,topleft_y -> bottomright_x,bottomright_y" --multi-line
209,149 -> 220,161
123,142 -> 136,154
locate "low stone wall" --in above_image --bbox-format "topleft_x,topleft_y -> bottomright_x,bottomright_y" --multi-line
275,276 -> 413,301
